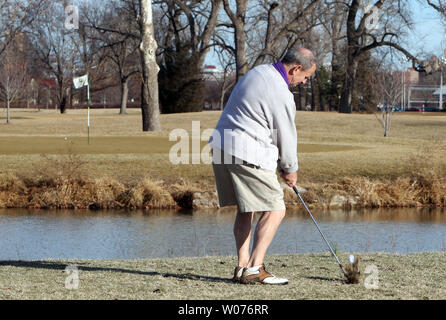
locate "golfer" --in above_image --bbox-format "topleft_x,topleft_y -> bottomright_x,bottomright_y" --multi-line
209,47 -> 316,285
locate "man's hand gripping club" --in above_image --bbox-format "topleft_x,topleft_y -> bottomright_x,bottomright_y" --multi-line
280,170 -> 297,187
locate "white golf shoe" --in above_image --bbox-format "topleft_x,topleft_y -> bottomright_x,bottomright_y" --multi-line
239,265 -> 288,285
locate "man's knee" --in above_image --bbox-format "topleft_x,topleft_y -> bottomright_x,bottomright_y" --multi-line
266,209 -> 286,221
277,209 -> 286,220
233,211 -> 254,233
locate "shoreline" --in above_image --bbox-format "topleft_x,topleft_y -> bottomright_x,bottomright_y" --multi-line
1,172 -> 445,210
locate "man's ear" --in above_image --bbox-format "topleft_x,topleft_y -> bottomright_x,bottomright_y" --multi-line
290,64 -> 303,74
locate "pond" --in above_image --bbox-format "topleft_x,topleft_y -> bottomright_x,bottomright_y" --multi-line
0,207 -> 445,260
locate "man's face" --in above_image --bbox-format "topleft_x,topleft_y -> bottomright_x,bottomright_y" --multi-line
289,63 -> 316,87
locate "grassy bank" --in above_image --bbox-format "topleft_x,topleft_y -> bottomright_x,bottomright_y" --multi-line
1,252 -> 445,299
0,109 -> 445,209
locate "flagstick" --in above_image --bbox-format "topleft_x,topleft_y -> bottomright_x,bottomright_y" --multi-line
88,106 -> 90,145
73,73 -> 91,144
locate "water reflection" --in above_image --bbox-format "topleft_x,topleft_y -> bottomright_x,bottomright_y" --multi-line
0,207 -> 445,260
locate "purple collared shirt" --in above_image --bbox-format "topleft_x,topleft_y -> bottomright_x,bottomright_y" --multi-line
272,61 -> 289,87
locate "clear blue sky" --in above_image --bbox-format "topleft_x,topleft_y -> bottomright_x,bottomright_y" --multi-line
408,0 -> 445,58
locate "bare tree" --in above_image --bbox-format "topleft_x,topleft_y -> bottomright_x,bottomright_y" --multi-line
82,0 -> 161,130
338,0 -> 425,114
250,0 -> 322,66
372,68 -> 402,136
221,0 -> 249,81
0,0 -> 47,59
170,0 -> 222,67
426,0 -> 446,16
154,0 -> 223,113
84,1 -> 141,114
210,44 -> 237,109
318,0 -> 348,110
0,43 -> 28,123
27,0 -> 81,114
218,0 -> 322,82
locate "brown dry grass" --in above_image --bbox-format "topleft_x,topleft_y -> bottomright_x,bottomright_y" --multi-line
0,108 -> 445,209
0,153 -> 176,209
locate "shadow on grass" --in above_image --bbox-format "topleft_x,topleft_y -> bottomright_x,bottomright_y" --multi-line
0,117 -> 32,120
303,275 -> 347,283
0,260 -> 234,284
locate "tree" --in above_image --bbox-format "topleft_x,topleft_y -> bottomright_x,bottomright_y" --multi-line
0,0 -> 47,59
427,0 -> 446,19
221,0 -> 248,81
319,0 -> 348,110
296,27 -> 332,111
83,0 -> 161,130
84,0 -> 141,114
0,42 -> 28,123
218,0 -> 322,82
155,0 -> 222,113
338,0 -> 422,113
352,50 -> 380,112
250,0 -> 322,67
371,68 -> 402,136
139,0 -> 161,131
28,0 -> 80,114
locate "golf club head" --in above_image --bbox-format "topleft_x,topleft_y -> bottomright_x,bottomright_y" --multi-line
343,254 -> 360,284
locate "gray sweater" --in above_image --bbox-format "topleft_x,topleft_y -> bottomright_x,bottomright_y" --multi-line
209,64 -> 298,173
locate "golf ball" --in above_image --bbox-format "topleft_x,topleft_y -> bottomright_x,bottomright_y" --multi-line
64,137 -> 68,141
349,254 -> 355,264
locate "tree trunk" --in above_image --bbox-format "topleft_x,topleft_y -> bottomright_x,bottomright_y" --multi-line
383,110 -> 391,137
57,80 -> 66,114
296,86 -> 302,110
69,86 -> 74,108
310,77 -> 315,111
327,3 -> 345,111
120,79 -> 129,115
6,95 -> 10,124
339,57 -> 358,114
60,95 -> 66,114
315,70 -> 326,111
329,59 -> 342,111
139,0 -> 161,131
235,25 -> 247,81
223,0 -> 248,82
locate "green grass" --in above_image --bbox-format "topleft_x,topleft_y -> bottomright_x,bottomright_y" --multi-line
1,108 -> 445,185
1,252 -> 445,299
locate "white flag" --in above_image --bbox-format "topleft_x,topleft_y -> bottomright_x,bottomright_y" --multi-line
73,74 -> 89,89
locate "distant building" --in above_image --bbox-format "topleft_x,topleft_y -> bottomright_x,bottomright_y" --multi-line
408,67 -> 419,84
432,85 -> 446,98
201,65 -> 224,80
37,77 -> 57,89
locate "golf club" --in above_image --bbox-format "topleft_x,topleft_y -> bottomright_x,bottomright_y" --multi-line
292,186 -> 360,284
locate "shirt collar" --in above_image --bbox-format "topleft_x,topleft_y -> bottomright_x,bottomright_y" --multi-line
272,61 -> 290,87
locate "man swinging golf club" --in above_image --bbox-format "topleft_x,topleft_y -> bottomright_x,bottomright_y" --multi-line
209,47 -> 316,285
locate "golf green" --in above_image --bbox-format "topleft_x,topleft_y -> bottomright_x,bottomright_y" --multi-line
0,136 -> 364,155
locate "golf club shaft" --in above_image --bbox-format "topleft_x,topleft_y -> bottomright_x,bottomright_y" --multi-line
292,186 -> 345,272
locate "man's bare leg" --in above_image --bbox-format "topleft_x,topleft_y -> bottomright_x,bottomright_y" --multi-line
233,211 -> 255,267
248,209 -> 286,268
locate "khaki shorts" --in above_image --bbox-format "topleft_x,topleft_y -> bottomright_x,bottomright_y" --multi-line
212,149 -> 285,213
